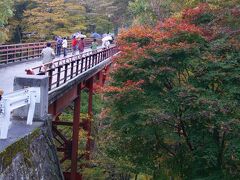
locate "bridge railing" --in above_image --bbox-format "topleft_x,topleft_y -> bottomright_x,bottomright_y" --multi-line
28,46 -> 118,91
0,87 -> 41,139
0,38 -> 99,64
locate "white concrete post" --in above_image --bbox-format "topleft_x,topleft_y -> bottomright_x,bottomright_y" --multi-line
0,87 -> 41,139
13,75 -> 49,120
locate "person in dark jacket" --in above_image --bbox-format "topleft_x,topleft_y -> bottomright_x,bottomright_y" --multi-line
56,36 -> 63,56
0,89 -> 3,101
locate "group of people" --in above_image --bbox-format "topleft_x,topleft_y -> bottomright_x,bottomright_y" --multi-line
0,32 -> 113,99
71,36 -> 92,55
55,36 -> 68,57
40,36 -> 103,72
56,35 -> 100,56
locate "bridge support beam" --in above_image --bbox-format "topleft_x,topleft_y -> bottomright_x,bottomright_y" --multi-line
70,83 -> 82,180
86,77 -> 93,160
97,71 -> 104,86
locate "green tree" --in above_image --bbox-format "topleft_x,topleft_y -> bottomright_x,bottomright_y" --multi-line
100,3 -> 240,179
110,0 -> 132,33
80,0 -> 114,34
0,0 -> 13,43
80,0 -> 131,34
22,0 -> 86,41
128,0 -> 182,25
6,0 -> 29,43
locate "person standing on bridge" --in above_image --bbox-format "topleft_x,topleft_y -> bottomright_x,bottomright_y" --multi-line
91,38 -> 98,53
102,40 -> 110,49
78,37 -> 85,54
41,42 -> 55,72
56,36 -> 63,56
0,89 -> 3,101
62,37 -> 68,57
72,36 -> 77,55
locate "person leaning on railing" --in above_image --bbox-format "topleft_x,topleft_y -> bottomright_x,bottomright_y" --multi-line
41,42 -> 55,72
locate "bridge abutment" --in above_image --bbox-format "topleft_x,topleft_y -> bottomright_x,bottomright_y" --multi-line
0,116 -> 64,180
13,75 -> 49,120
0,75 -> 64,179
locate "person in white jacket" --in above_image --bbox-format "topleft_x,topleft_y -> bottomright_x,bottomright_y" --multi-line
102,40 -> 110,49
62,37 -> 68,57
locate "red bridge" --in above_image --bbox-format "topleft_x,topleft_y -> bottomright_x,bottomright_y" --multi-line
0,40 -> 118,180
0,39 -> 100,64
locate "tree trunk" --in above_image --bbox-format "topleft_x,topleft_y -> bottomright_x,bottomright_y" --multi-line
135,174 -> 138,180
153,171 -> 161,180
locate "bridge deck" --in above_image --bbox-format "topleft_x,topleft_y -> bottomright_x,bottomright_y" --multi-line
0,43 -> 118,180
0,45 -> 117,151
0,47 -> 96,94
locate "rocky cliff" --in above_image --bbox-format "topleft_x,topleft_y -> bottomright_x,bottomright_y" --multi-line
0,119 -> 63,180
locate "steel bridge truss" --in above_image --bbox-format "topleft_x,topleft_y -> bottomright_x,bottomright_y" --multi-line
49,69 -> 109,180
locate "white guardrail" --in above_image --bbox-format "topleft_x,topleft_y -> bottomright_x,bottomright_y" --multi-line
0,87 -> 40,139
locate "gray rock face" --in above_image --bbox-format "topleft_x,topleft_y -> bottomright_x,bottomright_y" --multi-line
0,120 -> 63,180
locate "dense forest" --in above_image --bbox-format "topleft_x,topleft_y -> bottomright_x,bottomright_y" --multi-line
1,0 -> 240,179
81,0 -> 239,179
0,0 -> 130,43
98,0 -> 240,179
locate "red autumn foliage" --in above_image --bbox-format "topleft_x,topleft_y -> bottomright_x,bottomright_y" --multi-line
231,7 -> 240,17
103,2 -> 240,96
182,3 -> 211,21
157,17 -> 204,35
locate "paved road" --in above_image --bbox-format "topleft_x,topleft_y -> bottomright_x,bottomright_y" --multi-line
0,47 -> 96,94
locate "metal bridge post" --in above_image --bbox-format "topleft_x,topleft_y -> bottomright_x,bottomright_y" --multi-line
70,83 -> 82,180
86,77 -> 93,160
97,71 -> 104,87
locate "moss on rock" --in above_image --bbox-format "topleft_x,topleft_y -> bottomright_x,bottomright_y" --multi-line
0,128 -> 41,169
0,120 -> 63,180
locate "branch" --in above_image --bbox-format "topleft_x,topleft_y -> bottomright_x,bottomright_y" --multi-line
179,119 -> 194,151
164,77 -> 174,91
155,131 -> 176,157
178,110 -> 194,152
226,29 -> 240,39
218,131 -> 226,168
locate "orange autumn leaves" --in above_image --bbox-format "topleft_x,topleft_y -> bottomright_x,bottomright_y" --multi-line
182,3 -> 211,22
